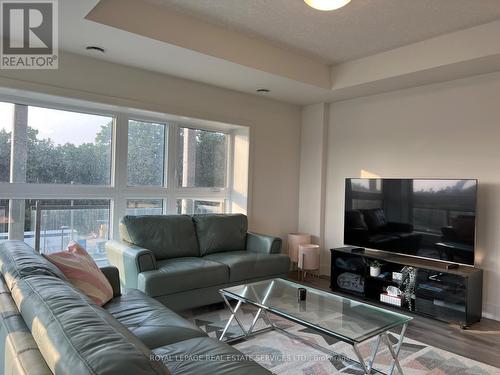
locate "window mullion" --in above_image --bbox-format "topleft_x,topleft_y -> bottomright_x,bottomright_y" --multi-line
163,122 -> 170,188
111,114 -> 128,240
166,123 -> 178,214
227,131 -> 235,214
8,104 -> 28,240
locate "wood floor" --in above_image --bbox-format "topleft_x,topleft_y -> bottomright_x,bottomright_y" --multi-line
286,272 -> 500,369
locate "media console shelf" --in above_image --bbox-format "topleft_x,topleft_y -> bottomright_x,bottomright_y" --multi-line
330,247 -> 483,327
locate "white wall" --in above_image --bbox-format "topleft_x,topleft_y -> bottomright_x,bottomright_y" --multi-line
0,51 -> 301,239
298,103 -> 328,248
323,71 -> 500,319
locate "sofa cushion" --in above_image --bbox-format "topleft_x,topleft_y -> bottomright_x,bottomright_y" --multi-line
153,337 -> 272,375
193,214 -> 248,256
104,288 -> 207,349
138,257 -> 229,297
203,251 -> 290,282
10,274 -> 169,375
44,241 -> 114,306
0,275 -> 52,375
0,241 -> 66,286
120,215 -> 200,260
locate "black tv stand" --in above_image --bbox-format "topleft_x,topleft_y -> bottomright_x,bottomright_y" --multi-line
330,247 -> 483,327
349,247 -> 365,254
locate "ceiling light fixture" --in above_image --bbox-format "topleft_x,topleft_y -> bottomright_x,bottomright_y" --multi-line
86,45 -> 105,53
304,0 -> 351,11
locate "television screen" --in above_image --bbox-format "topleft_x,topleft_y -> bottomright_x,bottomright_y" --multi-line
344,178 -> 477,265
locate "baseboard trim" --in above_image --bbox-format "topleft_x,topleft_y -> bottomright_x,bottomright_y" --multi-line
482,302 -> 500,321
319,266 -> 330,277
481,312 -> 499,321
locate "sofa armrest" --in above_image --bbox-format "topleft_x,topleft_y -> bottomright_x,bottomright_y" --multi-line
105,240 -> 157,289
246,232 -> 282,254
100,266 -> 121,297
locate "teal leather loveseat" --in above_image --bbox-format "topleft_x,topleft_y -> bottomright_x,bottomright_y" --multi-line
0,241 -> 271,375
106,214 -> 290,311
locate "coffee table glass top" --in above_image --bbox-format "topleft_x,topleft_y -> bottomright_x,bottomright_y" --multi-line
221,278 -> 412,344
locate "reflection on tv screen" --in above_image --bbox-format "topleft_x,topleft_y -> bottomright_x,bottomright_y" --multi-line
344,179 -> 477,265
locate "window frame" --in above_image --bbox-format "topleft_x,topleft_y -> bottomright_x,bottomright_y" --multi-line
126,117 -> 168,188
175,197 -> 227,215
125,198 -> 165,216
0,93 -> 242,245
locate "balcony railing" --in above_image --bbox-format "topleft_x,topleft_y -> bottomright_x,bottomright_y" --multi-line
31,201 -> 110,265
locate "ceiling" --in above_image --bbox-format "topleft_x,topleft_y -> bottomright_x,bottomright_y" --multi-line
60,0 -> 333,104
146,0 -> 500,64
47,1 -> 500,104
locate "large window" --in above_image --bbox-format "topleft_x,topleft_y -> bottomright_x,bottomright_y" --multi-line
127,120 -> 165,186
0,103 -> 113,186
25,106 -> 113,185
177,127 -> 228,188
0,95 -> 248,263
0,102 -> 13,183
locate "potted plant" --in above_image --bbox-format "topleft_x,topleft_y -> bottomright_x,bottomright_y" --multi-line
369,260 -> 383,277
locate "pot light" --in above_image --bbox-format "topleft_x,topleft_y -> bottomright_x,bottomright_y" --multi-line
86,45 -> 105,53
304,0 -> 351,11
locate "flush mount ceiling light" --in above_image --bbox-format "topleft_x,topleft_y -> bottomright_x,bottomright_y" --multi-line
86,45 -> 105,53
304,0 -> 351,11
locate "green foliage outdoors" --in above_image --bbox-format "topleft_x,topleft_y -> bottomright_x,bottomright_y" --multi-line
177,127 -> 227,188
0,121 -> 227,237
0,121 -> 227,187
0,128 -> 9,182
0,123 -> 112,184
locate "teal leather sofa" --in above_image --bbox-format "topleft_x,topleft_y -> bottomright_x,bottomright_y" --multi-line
0,241 -> 271,375
106,214 -> 290,311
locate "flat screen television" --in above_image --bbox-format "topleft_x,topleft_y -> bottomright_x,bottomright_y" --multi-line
344,178 -> 477,265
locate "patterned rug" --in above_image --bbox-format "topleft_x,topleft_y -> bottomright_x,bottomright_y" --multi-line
181,304 -> 500,375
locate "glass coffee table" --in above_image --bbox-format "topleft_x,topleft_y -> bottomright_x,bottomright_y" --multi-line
219,278 -> 412,375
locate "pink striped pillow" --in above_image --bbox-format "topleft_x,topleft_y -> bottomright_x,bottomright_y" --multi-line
44,241 -> 113,306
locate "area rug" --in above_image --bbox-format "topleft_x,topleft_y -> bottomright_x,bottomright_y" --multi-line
181,304 -> 500,375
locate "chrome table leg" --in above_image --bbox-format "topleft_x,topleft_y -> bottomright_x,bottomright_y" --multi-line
246,307 -> 264,336
352,332 -> 392,374
353,343 -> 370,374
385,323 -> 408,375
219,294 -> 247,341
367,334 -> 382,373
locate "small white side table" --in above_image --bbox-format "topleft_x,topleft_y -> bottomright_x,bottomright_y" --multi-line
298,244 -> 320,280
287,233 -> 311,270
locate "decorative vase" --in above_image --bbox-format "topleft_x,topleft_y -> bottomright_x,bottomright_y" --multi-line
370,266 -> 381,277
